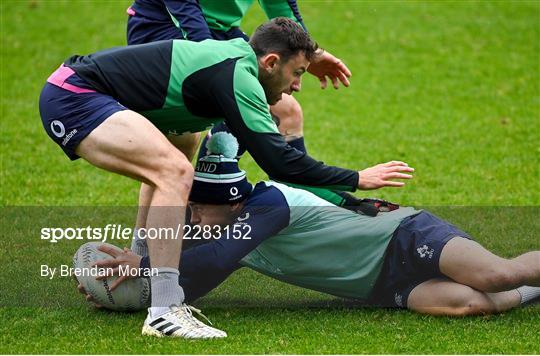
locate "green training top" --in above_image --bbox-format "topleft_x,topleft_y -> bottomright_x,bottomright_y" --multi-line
63,39 -> 359,191
200,0 -> 306,33
241,182 -> 420,300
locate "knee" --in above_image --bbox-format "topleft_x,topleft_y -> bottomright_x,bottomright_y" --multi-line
477,263 -> 525,292
448,291 -> 494,316
150,150 -> 194,190
284,97 -> 303,122
271,95 -> 304,137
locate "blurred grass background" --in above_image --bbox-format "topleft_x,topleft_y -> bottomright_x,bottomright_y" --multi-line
1,0 -> 538,205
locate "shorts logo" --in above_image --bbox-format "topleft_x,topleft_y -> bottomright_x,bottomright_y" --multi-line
62,129 -> 78,146
417,244 -> 434,259
50,120 -> 65,137
237,212 -> 250,222
394,293 -> 403,307
230,187 -> 239,196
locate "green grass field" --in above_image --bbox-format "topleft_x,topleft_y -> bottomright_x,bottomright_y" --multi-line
1,0 -> 539,354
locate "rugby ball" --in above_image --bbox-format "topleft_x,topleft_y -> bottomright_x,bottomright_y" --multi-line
73,242 -> 150,311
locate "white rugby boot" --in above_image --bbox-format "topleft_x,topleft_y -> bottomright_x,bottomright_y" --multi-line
142,304 -> 227,339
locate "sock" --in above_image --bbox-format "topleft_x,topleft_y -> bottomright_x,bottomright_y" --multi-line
149,267 -> 185,317
287,137 -> 307,154
130,228 -> 148,256
516,286 -> 540,304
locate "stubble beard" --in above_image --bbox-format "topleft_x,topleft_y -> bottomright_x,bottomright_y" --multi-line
259,71 -> 282,105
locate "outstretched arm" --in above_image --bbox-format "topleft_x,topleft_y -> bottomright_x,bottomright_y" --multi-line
142,187 -> 291,300
220,70 -> 412,191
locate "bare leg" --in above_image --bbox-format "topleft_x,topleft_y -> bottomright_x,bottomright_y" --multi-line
76,110 -> 192,270
133,132 -> 201,253
408,278 -> 521,316
136,183 -> 153,229
269,93 -> 303,142
439,237 -> 540,292
167,132 -> 201,162
129,183 -> 153,256
77,111 -> 227,337
513,252 -> 540,273
136,132 -> 200,229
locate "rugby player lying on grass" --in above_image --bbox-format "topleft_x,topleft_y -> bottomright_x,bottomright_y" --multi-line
80,133 -> 540,316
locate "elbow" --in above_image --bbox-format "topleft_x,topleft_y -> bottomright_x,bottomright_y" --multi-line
258,161 -> 290,181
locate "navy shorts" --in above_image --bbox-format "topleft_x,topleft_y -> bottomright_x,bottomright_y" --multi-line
39,65 -> 127,160
126,11 -> 249,45
369,211 -> 471,308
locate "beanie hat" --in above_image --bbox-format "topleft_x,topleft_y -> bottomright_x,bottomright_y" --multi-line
189,132 -> 252,204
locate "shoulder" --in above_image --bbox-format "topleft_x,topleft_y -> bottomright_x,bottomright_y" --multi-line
232,60 -> 278,133
264,181 -> 336,208
236,182 -> 291,229
243,182 -> 289,208
229,39 -> 260,91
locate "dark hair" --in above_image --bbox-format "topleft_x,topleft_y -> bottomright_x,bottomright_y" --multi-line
249,17 -> 319,62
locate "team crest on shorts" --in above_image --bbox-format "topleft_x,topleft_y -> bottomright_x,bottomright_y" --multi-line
416,244 -> 434,259
394,292 -> 403,307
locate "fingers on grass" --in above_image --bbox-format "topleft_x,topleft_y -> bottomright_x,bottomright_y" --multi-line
85,295 -> 103,309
